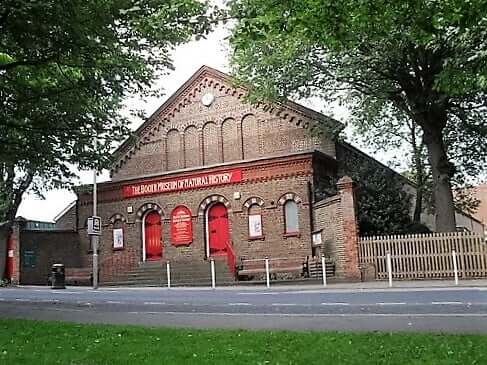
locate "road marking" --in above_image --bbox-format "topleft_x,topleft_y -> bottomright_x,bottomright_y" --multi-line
376,302 -> 406,306
431,301 -> 464,305
107,301 -> 122,304
144,302 -> 166,305
15,298 -> 31,302
271,303 -> 298,307
321,302 -> 350,306
159,311 -> 487,318
228,303 -> 252,306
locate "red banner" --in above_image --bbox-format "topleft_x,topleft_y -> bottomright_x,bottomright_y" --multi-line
170,206 -> 193,246
122,169 -> 242,198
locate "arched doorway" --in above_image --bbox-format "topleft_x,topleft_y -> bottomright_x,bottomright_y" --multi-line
206,203 -> 230,257
143,211 -> 162,261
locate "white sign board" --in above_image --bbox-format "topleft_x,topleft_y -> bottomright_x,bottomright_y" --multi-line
87,216 -> 102,236
248,214 -> 263,238
312,231 -> 323,247
113,228 -> 124,249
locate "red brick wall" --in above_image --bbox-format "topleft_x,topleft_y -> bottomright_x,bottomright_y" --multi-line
111,72 -> 336,181
313,176 -> 360,280
77,155 -> 315,282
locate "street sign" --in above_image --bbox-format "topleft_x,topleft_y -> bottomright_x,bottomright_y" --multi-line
87,216 -> 102,236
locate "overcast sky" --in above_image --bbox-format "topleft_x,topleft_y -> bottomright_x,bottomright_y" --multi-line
15,22 -> 393,222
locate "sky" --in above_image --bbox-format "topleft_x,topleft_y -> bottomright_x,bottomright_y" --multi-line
15,22 -> 389,222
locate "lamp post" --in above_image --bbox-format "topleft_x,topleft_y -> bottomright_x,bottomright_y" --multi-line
92,169 -> 99,289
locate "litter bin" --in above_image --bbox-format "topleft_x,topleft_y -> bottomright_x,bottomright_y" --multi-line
51,263 -> 65,289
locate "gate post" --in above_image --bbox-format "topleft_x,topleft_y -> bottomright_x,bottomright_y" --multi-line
336,176 -> 361,281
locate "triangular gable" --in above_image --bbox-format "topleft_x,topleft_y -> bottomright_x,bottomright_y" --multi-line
111,65 -> 342,176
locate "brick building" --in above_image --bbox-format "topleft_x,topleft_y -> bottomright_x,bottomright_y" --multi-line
45,66 -> 400,284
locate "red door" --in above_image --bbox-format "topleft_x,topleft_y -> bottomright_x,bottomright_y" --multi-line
144,211 -> 162,261
208,203 -> 230,256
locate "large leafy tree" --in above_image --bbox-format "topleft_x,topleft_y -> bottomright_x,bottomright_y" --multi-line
0,0 -> 216,274
228,0 -> 487,232
351,103 -> 481,222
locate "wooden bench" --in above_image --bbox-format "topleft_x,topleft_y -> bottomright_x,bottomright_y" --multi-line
237,257 -> 306,279
64,268 -> 92,286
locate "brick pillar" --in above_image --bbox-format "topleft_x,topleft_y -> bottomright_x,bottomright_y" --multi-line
198,128 -> 204,165
9,220 -> 22,284
161,136 -> 167,171
336,176 -> 360,281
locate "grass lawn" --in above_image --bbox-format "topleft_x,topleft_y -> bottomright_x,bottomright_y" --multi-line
0,319 -> 486,364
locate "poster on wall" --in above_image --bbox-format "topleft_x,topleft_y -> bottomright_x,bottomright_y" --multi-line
171,206 -> 193,245
248,214 -> 263,238
113,228 -> 124,249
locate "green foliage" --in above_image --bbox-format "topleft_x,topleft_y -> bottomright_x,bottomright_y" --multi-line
0,0 -> 215,221
229,0 -> 487,231
338,145 -> 413,235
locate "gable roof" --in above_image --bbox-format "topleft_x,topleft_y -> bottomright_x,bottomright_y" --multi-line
111,65 -> 343,172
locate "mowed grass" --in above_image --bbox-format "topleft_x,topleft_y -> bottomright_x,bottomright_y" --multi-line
0,319 -> 486,364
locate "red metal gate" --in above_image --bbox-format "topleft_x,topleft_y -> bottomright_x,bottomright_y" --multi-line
144,211 -> 162,261
208,203 -> 230,256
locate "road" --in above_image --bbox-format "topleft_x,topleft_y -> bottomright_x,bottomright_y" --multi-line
1,285 -> 487,333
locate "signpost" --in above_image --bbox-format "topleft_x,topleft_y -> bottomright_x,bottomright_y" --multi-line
87,170 -> 100,290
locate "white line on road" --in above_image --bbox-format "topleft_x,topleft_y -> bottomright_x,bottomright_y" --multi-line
15,298 -> 31,302
431,302 -> 464,305
321,302 -> 350,306
134,311 -> 487,318
107,301 -> 122,304
376,302 -> 407,306
271,303 -> 298,307
228,303 -> 252,306
144,302 -> 166,305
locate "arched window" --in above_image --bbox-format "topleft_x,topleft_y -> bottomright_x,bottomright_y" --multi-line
284,200 -> 299,234
248,204 -> 263,239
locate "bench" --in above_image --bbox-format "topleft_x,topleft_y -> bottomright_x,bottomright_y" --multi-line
48,268 -> 92,286
65,268 -> 92,286
237,257 -> 306,279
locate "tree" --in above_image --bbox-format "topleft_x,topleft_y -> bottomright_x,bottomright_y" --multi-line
228,0 -> 487,231
0,0 -> 215,265
337,144 -> 416,235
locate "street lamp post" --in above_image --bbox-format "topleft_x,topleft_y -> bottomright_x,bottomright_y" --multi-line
92,170 -> 99,289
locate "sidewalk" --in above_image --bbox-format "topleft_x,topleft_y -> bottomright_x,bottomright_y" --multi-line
13,278 -> 487,292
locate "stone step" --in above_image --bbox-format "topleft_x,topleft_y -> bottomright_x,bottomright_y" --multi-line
102,280 -> 238,287
103,258 -> 236,288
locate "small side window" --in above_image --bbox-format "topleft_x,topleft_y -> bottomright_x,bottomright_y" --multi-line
284,200 -> 299,234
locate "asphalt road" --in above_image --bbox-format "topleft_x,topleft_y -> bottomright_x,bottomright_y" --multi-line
1,286 -> 487,333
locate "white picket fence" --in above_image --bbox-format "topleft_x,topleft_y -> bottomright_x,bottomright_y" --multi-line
358,232 -> 487,279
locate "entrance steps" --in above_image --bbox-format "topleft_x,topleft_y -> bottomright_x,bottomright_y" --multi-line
101,258 -> 236,287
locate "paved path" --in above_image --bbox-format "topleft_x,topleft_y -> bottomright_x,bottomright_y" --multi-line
1,284 -> 487,333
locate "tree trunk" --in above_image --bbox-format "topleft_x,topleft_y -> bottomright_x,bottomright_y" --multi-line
410,125 -> 424,223
421,120 -> 456,232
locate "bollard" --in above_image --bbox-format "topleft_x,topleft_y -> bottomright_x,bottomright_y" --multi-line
265,258 -> 270,288
210,258 -> 216,289
166,261 -> 171,289
386,253 -> 392,288
321,255 -> 327,287
452,250 -> 459,286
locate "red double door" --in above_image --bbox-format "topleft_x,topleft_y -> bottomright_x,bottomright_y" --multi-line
144,211 -> 162,261
207,203 -> 230,256
144,204 -> 230,261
